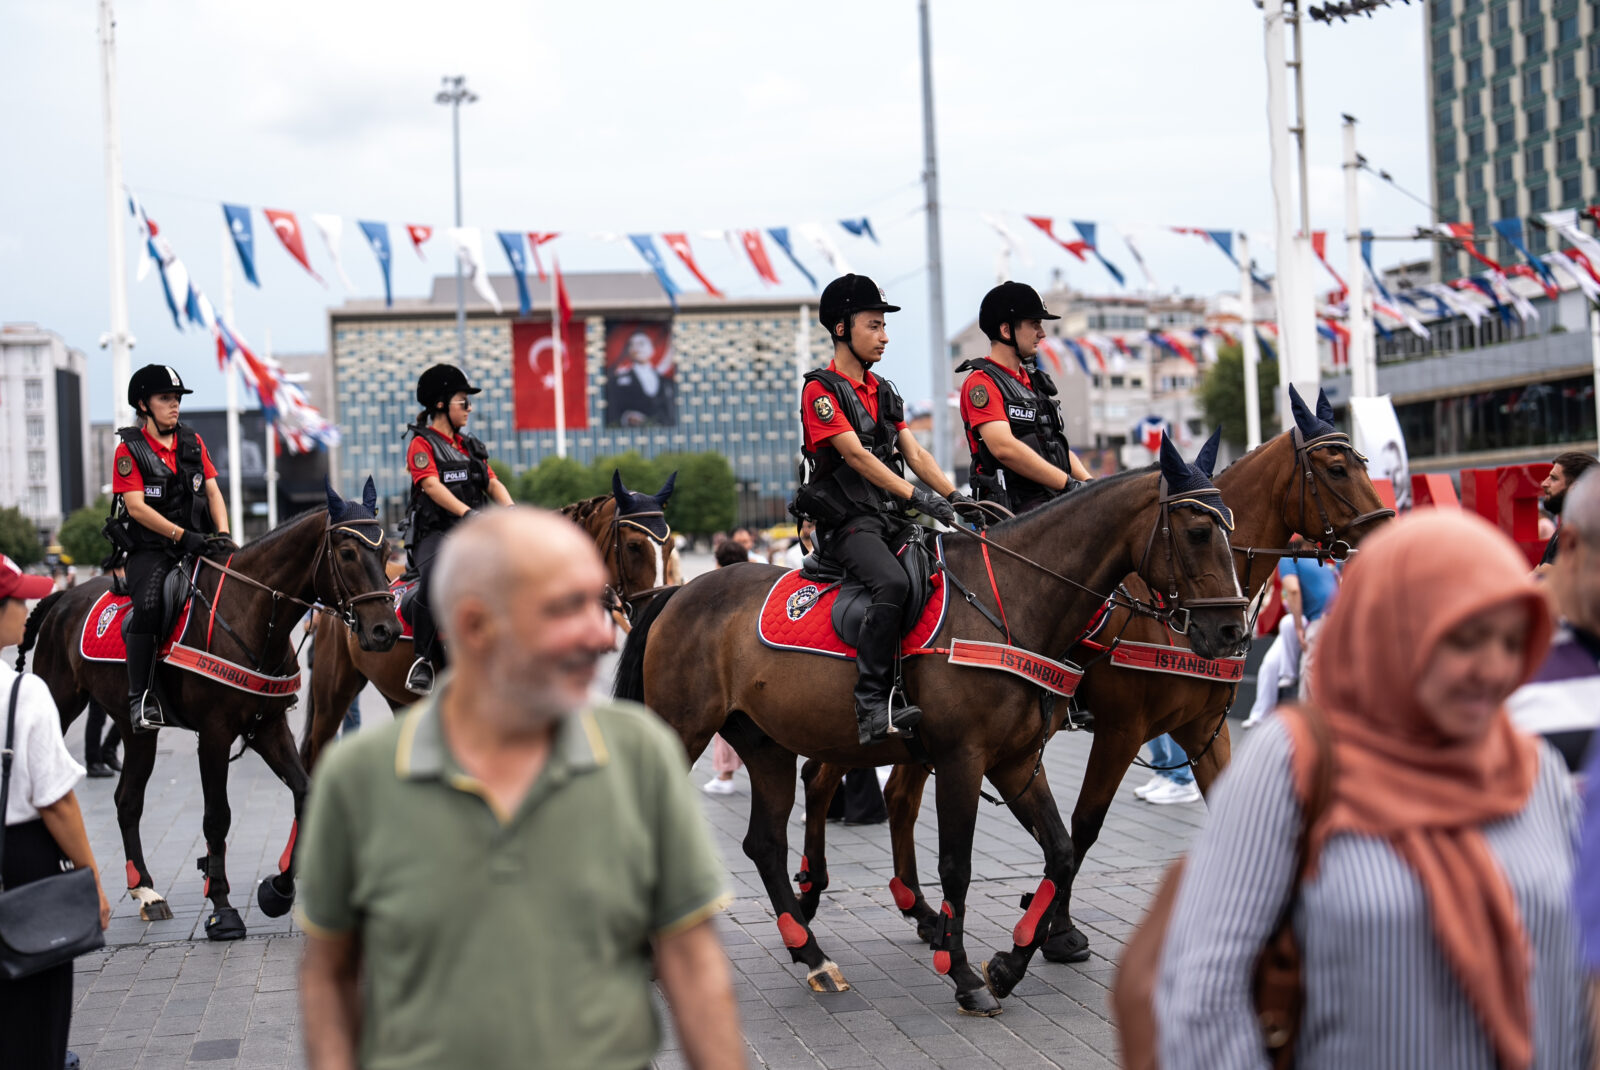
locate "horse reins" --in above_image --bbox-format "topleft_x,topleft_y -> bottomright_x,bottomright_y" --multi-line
603,507 -> 677,617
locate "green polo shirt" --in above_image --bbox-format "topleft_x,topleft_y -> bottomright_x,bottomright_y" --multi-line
295,690 -> 729,1070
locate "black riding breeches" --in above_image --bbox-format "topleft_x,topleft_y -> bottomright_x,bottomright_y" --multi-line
410,533 -> 447,667
125,549 -> 175,635
826,522 -> 911,610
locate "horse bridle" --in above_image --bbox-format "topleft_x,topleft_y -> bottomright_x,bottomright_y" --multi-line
605,508 -> 676,615
194,518 -> 396,632
1286,427 -> 1397,561
1135,480 -> 1250,636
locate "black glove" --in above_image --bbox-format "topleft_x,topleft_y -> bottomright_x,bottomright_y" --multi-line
908,488 -> 957,525
947,490 -> 978,509
207,534 -> 241,556
179,530 -> 207,556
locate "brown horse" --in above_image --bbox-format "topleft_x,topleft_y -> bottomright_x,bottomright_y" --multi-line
16,480 -> 399,939
298,471 -> 678,771
614,438 -> 1249,1016
796,387 -> 1394,980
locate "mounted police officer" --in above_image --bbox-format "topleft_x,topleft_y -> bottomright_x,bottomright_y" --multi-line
403,363 -> 513,695
107,364 -> 235,731
956,282 -> 1092,514
795,275 -> 972,745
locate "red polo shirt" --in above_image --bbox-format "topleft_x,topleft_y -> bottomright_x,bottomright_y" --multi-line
801,361 -> 908,453
407,430 -> 501,485
111,426 -> 218,495
959,360 -> 1034,455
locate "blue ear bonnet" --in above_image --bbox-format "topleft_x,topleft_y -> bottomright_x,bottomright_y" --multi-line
611,470 -> 676,543
325,476 -> 382,526
1156,429 -> 1234,531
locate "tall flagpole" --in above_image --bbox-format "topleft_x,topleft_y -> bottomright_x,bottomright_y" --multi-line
1239,233 -> 1263,450
551,266 -> 566,459
1343,115 -> 1375,398
918,0 -> 951,476
98,0 -> 134,428
221,222 -> 243,537
264,328 -> 277,529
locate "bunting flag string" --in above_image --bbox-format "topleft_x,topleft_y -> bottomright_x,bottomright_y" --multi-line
797,223 -> 851,274
405,224 -> 433,259
1309,231 -> 1346,293
1025,216 -> 1089,260
311,214 -> 354,290
496,231 -> 534,316
839,218 -> 878,243
448,227 -> 502,314
1443,221 -> 1503,272
1491,218 -> 1559,293
262,209 -> 325,285
766,228 -> 817,290
739,230 -> 782,286
357,221 -> 393,307
627,234 -> 680,310
1545,250 -> 1600,301
527,232 -> 559,282
1070,221 -> 1125,287
222,203 -> 258,287
662,232 -> 725,296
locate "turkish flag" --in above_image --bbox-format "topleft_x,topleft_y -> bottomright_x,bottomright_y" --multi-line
406,224 -> 433,258
740,230 -> 781,285
512,320 -> 588,430
262,209 -> 325,284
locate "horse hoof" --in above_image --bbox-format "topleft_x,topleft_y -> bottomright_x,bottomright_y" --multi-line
982,958 -> 1022,1001
957,980 -> 1003,1017
806,961 -> 851,993
205,907 -> 247,941
1041,924 -> 1091,964
256,875 -> 295,918
138,899 -> 173,922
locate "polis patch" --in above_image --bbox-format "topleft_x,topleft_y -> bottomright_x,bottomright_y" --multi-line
968,384 -> 989,408
785,583 -> 822,620
812,395 -> 836,423
116,455 -> 133,478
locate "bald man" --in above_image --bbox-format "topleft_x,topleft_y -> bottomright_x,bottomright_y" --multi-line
297,508 -> 743,1070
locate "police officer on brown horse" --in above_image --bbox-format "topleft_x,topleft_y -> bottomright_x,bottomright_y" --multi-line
956,282 -> 1092,514
403,363 -> 513,694
795,275 -> 974,745
107,364 -> 236,730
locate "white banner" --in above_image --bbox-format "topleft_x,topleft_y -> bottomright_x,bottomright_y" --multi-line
1349,394 -> 1410,510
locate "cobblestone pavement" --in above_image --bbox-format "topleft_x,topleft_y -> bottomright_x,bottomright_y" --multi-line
43,566 -> 1223,1068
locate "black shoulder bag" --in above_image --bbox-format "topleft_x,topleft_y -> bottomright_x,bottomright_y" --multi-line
0,676 -> 105,979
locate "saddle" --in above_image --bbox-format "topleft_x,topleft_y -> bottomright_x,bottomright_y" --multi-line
118,557 -> 199,646
800,529 -> 937,647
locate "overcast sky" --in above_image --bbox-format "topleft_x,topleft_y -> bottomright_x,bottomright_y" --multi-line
1,1 -> 1428,421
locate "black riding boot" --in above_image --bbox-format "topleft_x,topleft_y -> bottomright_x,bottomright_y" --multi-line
125,633 -> 166,733
853,603 -> 922,745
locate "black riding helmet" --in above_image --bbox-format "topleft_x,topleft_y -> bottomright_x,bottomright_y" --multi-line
819,274 -> 901,341
415,363 -> 482,411
979,281 -> 1059,348
127,364 -> 194,409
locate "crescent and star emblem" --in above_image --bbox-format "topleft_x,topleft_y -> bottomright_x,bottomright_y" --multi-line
812,396 -> 835,422
116,455 -> 133,477
273,218 -> 296,238
969,384 -> 989,408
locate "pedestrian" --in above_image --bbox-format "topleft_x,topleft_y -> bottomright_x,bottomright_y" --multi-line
704,540 -> 751,793
783,519 -> 816,570
0,554 -> 112,1070
713,540 -> 749,569
1238,614 -> 1300,731
81,700 -> 122,779
1539,450 -> 1598,566
1133,734 -> 1201,805
1157,510 -> 1589,1069
297,508 -> 742,1070
1509,468 -> 1600,772
1278,536 -> 1338,701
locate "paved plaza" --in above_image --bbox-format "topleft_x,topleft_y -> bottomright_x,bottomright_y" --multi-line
38,577 -> 1223,1068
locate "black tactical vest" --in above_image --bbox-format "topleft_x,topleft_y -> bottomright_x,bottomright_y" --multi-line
407,425 -> 491,542
957,357 -> 1072,513
112,425 -> 213,551
794,368 -> 906,527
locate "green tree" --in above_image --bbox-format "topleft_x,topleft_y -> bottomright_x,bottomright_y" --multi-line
58,497 -> 113,568
0,506 -> 43,566
518,456 -> 596,508
488,459 -> 513,486
594,451 -> 665,497
1198,343 -> 1279,448
657,452 -> 736,537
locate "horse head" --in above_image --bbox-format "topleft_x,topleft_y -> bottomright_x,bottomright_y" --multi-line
1285,384 -> 1394,551
322,476 -> 401,652
1151,430 -> 1249,658
608,470 -> 677,607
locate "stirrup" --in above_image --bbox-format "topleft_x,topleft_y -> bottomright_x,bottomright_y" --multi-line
405,658 -> 435,696
131,691 -> 167,733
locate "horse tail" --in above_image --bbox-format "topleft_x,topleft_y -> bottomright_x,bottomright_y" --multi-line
614,586 -> 679,703
15,590 -> 64,672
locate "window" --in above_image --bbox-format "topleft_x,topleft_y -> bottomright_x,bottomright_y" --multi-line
26,453 -> 45,482
1110,376 -> 1126,388
1529,104 -> 1547,134
1440,172 -> 1459,201
1494,79 -> 1514,108
23,380 -> 42,408
1559,132 -> 1580,162
26,489 -> 46,519
1440,136 -> 1459,164
1525,66 -> 1543,96
1491,3 -> 1511,32
1527,141 -> 1546,172
1497,155 -> 1517,183
1519,0 -> 1539,17
1558,13 -> 1578,44
1499,116 -> 1518,144
1561,93 -> 1580,122
1497,41 -> 1517,69
1556,53 -> 1577,86
1474,202 -> 1491,228
24,415 -> 43,446
1468,166 -> 1487,193
1530,184 -> 1550,211
1563,173 -> 1583,202
1526,27 -> 1545,57
1470,128 -> 1487,155
1434,0 -> 1452,22
1467,55 -> 1485,82
1466,90 -> 1484,118
1593,39 -> 1600,75
1437,67 -> 1456,93
1463,17 -> 1481,44
1500,194 -> 1519,218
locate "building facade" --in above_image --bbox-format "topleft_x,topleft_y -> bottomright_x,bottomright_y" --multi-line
0,324 -> 90,535
1428,0 -> 1598,279
330,273 -> 833,527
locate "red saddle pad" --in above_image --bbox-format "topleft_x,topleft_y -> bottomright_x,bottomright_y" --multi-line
79,590 -> 195,663
757,554 -> 949,660
390,577 -> 418,640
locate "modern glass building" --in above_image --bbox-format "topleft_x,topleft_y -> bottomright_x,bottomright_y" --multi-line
1428,0 -> 1599,277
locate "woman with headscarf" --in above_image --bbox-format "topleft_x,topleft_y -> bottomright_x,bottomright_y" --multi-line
1156,511 -> 1588,1069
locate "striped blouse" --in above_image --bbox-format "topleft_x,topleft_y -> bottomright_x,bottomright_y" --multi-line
1156,716 -> 1589,1070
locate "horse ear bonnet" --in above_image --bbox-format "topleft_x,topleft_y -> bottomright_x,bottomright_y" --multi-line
362,476 -> 378,514
1156,431 -> 1234,531
324,476 -> 378,525
1315,388 -> 1337,428
655,470 -> 678,504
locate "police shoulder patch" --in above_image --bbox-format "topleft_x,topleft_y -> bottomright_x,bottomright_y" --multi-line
412,449 -> 429,469
116,455 -> 133,477
812,395 -> 836,422
968,383 -> 989,409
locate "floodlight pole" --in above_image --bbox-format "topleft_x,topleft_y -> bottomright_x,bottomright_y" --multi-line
436,76 -> 477,369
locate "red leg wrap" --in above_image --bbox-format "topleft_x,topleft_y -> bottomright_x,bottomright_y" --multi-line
1013,878 -> 1057,947
125,860 -> 141,889
934,950 -> 952,974
776,912 -> 809,949
797,854 -> 812,894
889,877 -> 916,911
278,821 -> 298,875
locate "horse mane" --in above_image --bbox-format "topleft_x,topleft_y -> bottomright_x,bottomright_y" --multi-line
1216,427 -> 1288,477
562,494 -> 615,532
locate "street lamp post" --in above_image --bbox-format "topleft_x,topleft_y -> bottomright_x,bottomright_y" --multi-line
435,75 -> 477,368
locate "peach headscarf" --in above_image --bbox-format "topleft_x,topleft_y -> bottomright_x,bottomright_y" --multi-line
1285,510 -> 1552,1070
